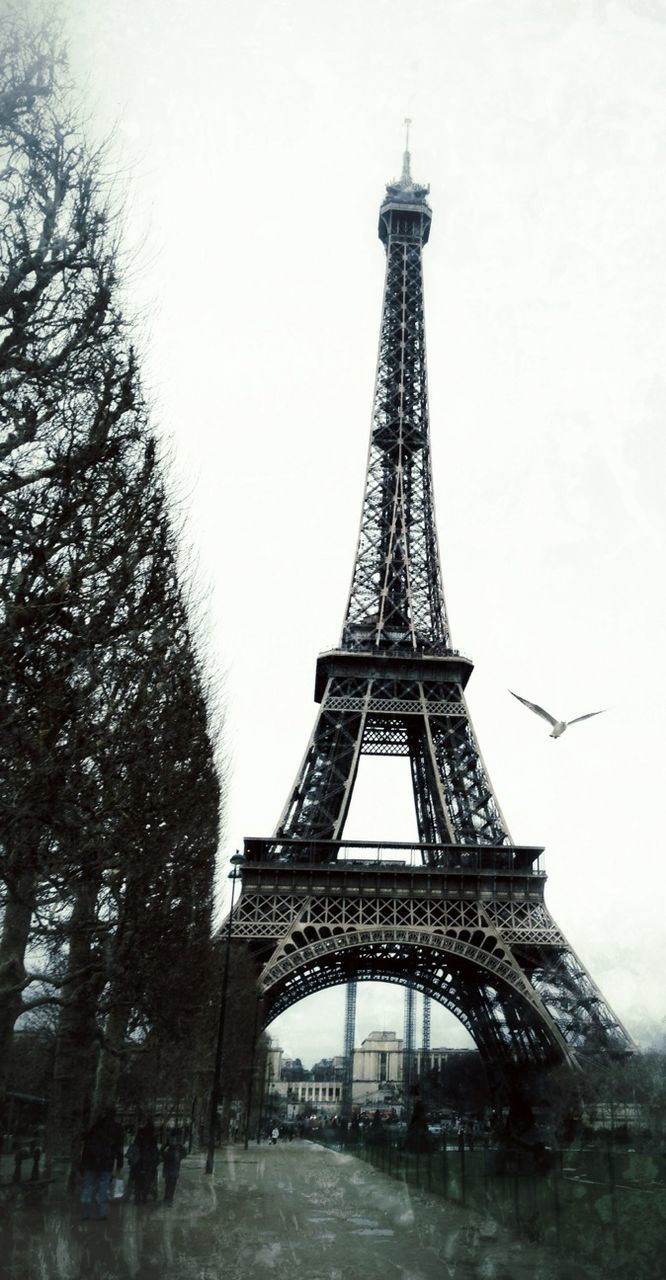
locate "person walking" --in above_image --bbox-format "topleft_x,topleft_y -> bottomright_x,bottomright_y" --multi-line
134,1118 -> 159,1203
80,1107 -> 124,1220
124,1130 -> 139,1202
160,1132 -> 186,1204
270,1126 -> 279,1145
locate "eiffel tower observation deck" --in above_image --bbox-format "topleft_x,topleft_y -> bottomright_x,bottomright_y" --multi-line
235,135 -> 635,1083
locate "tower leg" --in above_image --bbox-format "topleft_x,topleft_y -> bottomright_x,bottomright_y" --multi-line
276,681 -> 368,842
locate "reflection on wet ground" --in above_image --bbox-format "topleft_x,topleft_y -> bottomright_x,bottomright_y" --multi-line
0,1141 -> 603,1279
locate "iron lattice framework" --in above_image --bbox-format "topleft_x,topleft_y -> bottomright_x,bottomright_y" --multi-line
234,143 -> 634,1087
341,983 -> 357,1119
403,987 -> 416,1095
422,995 -> 431,1053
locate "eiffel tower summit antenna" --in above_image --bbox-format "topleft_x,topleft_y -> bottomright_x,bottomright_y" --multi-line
231,142 -> 635,1102
401,116 -> 412,185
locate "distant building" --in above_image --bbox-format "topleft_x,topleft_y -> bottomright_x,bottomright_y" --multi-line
267,1030 -> 403,1117
355,1030 -> 403,1083
416,1046 -> 479,1074
266,1031 -> 485,1118
351,1030 -> 404,1108
273,1078 -> 344,1117
312,1055 -> 345,1081
266,1042 -> 283,1084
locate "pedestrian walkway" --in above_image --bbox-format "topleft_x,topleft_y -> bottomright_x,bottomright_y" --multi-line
0,1140 -> 603,1280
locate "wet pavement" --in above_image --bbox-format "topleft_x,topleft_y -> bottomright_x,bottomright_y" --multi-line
0,1140 -> 602,1280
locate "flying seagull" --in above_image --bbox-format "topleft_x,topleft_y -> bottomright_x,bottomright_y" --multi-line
509,690 -> 605,739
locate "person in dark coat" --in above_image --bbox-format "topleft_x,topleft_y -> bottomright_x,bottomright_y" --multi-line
403,1100 -> 433,1155
367,1110 -> 387,1147
134,1119 -> 159,1203
160,1132 -> 186,1204
80,1107 -> 124,1220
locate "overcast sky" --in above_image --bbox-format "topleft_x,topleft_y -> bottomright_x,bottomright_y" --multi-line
64,0 -> 666,1064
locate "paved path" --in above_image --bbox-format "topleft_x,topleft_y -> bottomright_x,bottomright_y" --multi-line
0,1141 -> 600,1280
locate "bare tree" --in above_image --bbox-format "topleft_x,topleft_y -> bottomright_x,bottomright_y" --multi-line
0,8 -> 143,1091
0,9 -> 222,1173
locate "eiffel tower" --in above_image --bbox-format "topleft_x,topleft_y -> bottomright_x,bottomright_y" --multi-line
234,135 -> 634,1096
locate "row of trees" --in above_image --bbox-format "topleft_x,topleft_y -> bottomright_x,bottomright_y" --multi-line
0,8 -> 222,1169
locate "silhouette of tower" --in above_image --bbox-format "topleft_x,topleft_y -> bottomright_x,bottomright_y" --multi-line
234,134 -> 634,1095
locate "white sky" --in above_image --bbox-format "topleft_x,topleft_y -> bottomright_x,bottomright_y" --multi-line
64,0 -> 666,1064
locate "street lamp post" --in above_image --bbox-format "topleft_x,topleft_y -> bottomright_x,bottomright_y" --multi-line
205,853 -> 243,1175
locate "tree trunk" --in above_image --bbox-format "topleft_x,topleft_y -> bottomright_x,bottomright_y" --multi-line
0,872 -> 36,1102
93,998 -> 130,1115
45,877 -> 103,1179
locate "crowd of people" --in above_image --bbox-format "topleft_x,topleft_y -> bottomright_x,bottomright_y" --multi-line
79,1108 -> 188,1221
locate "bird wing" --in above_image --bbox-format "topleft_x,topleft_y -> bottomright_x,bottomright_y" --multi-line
509,690 -> 558,727
567,710 -> 606,726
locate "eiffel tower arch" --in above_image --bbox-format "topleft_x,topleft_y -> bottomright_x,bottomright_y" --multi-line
231,139 -> 634,1100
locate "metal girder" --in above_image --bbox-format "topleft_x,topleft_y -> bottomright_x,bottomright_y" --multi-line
342,983 -> 357,1118
403,987 -> 416,1093
342,205 -> 447,657
275,672 -> 509,849
422,995 -> 431,1052
256,931 -> 570,1070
